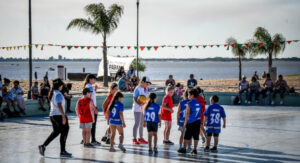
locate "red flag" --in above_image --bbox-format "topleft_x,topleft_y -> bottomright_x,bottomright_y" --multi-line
74,46 -> 79,48
140,46 -> 145,51
13,46 -> 16,50
287,40 -> 292,44
154,46 -> 159,51
48,44 -> 53,46
210,45 -> 214,48
87,46 -> 91,50
6,47 -> 9,51
195,45 -> 199,48
41,45 -> 44,51
61,46 -> 65,49
245,43 -> 249,48
224,44 -> 228,47
231,44 -> 235,48
114,46 -> 117,48
273,41 -> 277,45
181,46 -> 185,48
127,46 -> 131,50
259,42 -> 263,47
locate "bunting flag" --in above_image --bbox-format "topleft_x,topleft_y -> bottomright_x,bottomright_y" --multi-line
0,40 -> 299,53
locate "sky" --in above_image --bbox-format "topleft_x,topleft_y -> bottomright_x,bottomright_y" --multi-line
0,0 -> 300,59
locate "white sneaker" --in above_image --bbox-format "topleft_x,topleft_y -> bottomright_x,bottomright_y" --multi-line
248,101 -> 251,104
244,100 -> 248,104
238,100 -> 241,104
280,100 -> 283,105
271,101 -> 275,105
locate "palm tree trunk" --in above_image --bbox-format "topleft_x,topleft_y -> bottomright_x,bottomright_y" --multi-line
238,55 -> 242,81
103,34 -> 108,87
268,52 -> 272,73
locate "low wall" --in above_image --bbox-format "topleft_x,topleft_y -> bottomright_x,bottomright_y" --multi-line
1,91 -> 299,117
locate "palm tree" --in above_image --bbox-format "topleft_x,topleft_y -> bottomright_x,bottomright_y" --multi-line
67,3 -> 124,87
226,37 -> 247,80
250,27 -> 286,73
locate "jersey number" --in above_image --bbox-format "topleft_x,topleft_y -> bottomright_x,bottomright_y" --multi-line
146,112 -> 156,121
195,107 -> 200,117
210,113 -> 220,124
112,108 -> 117,117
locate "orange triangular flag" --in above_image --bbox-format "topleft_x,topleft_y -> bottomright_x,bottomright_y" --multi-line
140,46 -> 145,51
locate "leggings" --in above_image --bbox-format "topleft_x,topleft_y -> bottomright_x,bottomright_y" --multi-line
43,115 -> 69,153
133,112 -> 143,139
91,114 -> 98,142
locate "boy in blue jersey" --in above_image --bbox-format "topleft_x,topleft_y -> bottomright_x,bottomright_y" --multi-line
204,95 -> 226,152
143,93 -> 161,153
178,89 -> 201,154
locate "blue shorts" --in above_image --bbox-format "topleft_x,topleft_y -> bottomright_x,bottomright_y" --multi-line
206,127 -> 221,134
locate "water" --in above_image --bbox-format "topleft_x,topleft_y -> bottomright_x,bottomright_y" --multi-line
0,60 -> 299,81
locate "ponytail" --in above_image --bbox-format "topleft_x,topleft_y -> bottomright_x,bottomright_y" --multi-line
108,92 -> 124,112
145,93 -> 157,111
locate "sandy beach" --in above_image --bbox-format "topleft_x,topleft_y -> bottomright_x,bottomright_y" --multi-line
8,74 -> 300,94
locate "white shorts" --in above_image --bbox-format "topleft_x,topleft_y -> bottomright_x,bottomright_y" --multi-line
80,122 -> 93,129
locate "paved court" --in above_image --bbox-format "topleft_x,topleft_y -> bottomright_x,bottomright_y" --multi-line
1,105 -> 300,163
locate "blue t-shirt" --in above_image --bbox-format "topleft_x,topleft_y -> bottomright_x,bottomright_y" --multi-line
179,99 -> 189,127
118,78 -> 126,90
109,101 -> 124,125
144,103 -> 161,123
187,99 -> 201,124
204,104 -> 226,128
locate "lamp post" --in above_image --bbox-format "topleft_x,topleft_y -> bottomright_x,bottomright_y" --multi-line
28,0 -> 32,99
136,0 -> 139,79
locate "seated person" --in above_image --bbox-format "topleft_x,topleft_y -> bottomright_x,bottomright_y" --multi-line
130,74 -> 138,89
187,74 -> 197,89
165,75 -> 175,87
248,77 -> 260,104
127,65 -> 136,78
118,74 -> 130,91
272,75 -> 289,105
10,80 -> 26,115
262,73 -> 274,102
238,75 -> 249,104
115,66 -> 126,81
31,81 -> 40,100
2,78 -> 18,113
252,71 -> 259,80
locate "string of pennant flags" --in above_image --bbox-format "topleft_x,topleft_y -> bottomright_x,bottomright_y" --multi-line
0,40 -> 299,52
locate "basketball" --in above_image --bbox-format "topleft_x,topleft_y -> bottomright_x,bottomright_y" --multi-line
137,95 -> 147,104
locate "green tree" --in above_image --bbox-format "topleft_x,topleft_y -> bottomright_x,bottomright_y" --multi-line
226,37 -> 247,80
250,27 -> 286,73
67,3 -> 123,87
130,58 -> 146,74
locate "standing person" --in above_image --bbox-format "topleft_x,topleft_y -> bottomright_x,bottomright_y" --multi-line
10,80 -> 26,115
187,74 -> 197,89
262,73 -> 274,105
204,95 -> 226,152
83,74 -> 100,145
143,93 -> 161,153
39,76 -> 51,111
178,89 -> 201,154
165,75 -> 175,87
248,77 -> 261,104
272,75 -> 289,105
101,83 -> 118,144
38,78 -> 72,157
194,86 -> 207,145
177,89 -> 191,152
132,76 -> 151,145
238,75 -> 249,104
107,92 -> 126,152
63,83 -> 73,113
161,85 -> 175,145
127,65 -> 136,78
76,88 -> 95,148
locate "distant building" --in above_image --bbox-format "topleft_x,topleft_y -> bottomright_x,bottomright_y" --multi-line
58,55 -> 62,60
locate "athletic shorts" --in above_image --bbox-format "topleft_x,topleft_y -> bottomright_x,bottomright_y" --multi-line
207,132 -> 219,137
80,122 -> 93,128
184,120 -> 201,140
206,127 -> 221,135
146,121 -> 158,132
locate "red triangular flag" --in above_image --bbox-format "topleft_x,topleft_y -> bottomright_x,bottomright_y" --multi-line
74,46 -> 79,48
287,40 -> 292,44
273,41 -> 277,45
245,43 -> 249,48
210,45 -> 214,48
140,46 -> 145,51
154,46 -> 158,51
127,46 -> 131,50
48,44 -> 53,46
224,44 -> 228,47
181,46 -> 185,48
114,46 -> 117,48
231,44 -> 235,48
41,45 -> 44,51
259,42 -> 263,47
13,46 -> 16,50
87,46 -> 91,50
195,45 -> 199,48
61,46 -> 65,49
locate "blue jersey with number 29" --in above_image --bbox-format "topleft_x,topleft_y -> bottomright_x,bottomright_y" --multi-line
144,103 -> 160,123
109,101 -> 124,125
204,104 -> 226,128
187,99 -> 201,124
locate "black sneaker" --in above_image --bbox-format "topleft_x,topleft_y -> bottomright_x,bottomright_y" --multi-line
39,107 -> 47,112
38,145 -> 45,156
60,151 -> 72,158
211,146 -> 218,152
91,141 -> 101,146
101,136 -> 107,142
106,138 -> 110,144
166,140 -> 174,145
163,140 -> 168,144
191,149 -> 197,155
80,140 -> 84,144
204,146 -> 210,152
84,143 -> 95,148
154,147 -> 158,153
178,148 -> 187,153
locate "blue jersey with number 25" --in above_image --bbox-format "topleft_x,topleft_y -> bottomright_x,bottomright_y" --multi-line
204,104 -> 226,128
144,103 -> 160,123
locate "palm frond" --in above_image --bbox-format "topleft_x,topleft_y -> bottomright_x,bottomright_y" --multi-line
254,27 -> 272,43
272,33 -> 286,58
226,37 -> 247,58
66,18 -> 101,34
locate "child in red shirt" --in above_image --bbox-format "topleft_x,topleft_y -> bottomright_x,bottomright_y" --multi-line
76,88 -> 96,148
101,83 -> 118,144
195,86 -> 207,144
161,86 -> 175,145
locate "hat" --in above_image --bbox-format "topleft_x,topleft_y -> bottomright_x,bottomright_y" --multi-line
82,88 -> 91,95
53,78 -> 64,88
242,75 -> 247,79
142,76 -> 152,84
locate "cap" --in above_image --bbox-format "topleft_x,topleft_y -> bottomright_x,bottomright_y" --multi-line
53,78 -> 64,88
82,88 -> 91,94
242,75 -> 247,79
142,76 -> 152,84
